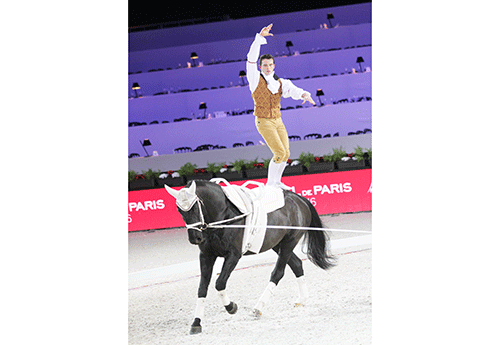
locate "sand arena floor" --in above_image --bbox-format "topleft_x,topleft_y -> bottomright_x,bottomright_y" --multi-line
129,212 -> 372,345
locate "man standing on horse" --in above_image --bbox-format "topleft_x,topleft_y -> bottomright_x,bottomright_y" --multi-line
246,23 -> 316,190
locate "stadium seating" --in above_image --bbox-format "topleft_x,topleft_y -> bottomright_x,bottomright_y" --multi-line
129,3 -> 372,160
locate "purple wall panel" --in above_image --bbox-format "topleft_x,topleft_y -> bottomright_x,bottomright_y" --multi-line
129,72 -> 371,123
129,24 -> 371,73
128,3 -> 372,164
128,46 -> 372,98
128,102 -> 371,156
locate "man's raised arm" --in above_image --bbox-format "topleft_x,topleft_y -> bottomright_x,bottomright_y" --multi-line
246,24 -> 273,93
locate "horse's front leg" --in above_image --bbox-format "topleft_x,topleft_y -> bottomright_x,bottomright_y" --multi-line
190,251 -> 216,335
215,251 -> 241,315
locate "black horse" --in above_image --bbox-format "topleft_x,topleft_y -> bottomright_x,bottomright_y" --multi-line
164,179 -> 336,335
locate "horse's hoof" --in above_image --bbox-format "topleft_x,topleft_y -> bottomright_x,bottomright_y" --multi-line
252,308 -> 262,318
190,318 -> 202,335
190,326 -> 202,335
225,301 -> 238,315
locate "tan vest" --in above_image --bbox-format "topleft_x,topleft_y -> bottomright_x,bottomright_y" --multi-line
252,75 -> 282,119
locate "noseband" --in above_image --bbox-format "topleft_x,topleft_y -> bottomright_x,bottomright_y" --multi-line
183,198 -> 208,232
180,195 -> 250,233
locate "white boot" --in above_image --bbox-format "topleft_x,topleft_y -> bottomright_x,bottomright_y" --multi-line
266,161 -> 281,187
276,162 -> 292,190
267,161 -> 292,190
253,282 -> 276,317
294,276 -> 309,307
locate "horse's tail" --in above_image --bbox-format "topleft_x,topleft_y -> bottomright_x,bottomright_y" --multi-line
303,200 -> 337,270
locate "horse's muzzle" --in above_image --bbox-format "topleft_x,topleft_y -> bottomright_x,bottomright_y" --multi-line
188,229 -> 205,245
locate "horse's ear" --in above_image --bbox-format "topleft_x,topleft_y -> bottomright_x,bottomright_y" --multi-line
186,180 -> 197,195
164,184 -> 180,199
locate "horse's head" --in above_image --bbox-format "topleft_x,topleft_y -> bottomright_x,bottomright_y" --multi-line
164,181 -> 207,245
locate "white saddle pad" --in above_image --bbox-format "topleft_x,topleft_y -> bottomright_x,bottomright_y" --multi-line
211,178 -> 285,254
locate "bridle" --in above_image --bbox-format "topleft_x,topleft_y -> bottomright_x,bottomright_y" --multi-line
169,181 -> 372,235
181,195 -> 249,233
182,198 -> 208,232
167,180 -> 372,236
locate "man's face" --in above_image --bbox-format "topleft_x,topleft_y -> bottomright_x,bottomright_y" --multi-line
259,58 -> 275,76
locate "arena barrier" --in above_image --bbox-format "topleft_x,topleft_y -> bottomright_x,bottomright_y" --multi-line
128,169 -> 371,232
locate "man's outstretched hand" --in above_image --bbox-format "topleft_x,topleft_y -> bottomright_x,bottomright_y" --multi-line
258,24 -> 315,106
302,93 -> 316,105
259,24 -> 273,37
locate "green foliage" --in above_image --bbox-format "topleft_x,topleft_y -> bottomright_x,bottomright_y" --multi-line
128,170 -> 138,182
177,162 -> 197,176
142,168 -> 162,180
353,145 -> 365,161
263,158 -> 272,169
365,148 -> 372,160
299,152 -> 315,169
230,159 -> 247,172
245,157 -> 259,170
331,146 -> 347,162
322,153 -> 334,162
351,146 -> 372,161
206,162 -> 225,174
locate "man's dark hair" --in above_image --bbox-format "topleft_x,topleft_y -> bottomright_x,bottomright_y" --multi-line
259,54 -> 275,66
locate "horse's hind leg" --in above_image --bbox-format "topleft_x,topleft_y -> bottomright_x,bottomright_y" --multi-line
273,248 -> 309,307
288,254 -> 309,306
254,241 -> 296,316
274,247 -> 303,277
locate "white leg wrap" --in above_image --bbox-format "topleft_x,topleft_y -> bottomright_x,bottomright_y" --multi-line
217,290 -> 231,307
296,276 -> 309,305
254,282 -> 277,311
267,162 -> 292,190
277,162 -> 287,182
194,298 -> 206,319
266,161 -> 281,187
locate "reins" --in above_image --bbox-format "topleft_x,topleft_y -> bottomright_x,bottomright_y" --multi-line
185,198 -> 370,234
184,198 -> 251,232
178,180 -> 370,234
208,223 -> 371,233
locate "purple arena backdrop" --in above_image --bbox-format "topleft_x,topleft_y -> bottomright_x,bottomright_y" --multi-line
128,47 -> 371,99
129,102 -> 371,157
129,71 -> 371,123
129,24 -> 371,75
128,3 -> 371,162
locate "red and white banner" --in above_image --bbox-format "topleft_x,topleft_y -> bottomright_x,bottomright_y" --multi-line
128,169 -> 371,232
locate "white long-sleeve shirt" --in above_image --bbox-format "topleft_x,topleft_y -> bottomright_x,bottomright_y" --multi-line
246,33 -> 311,100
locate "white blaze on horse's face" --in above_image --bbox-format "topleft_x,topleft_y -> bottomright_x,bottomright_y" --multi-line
165,181 -> 198,211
